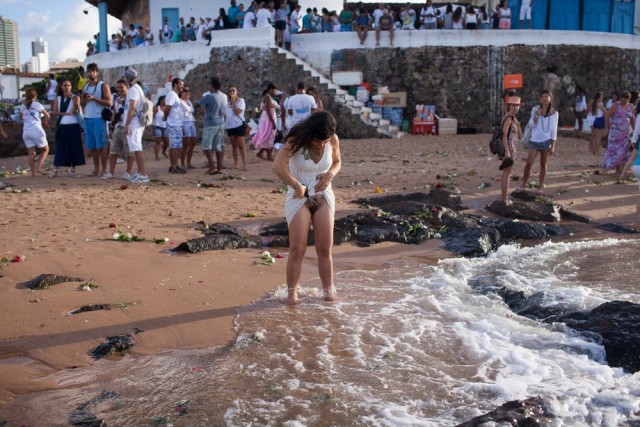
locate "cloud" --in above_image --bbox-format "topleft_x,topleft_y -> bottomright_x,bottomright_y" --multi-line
21,3 -> 121,62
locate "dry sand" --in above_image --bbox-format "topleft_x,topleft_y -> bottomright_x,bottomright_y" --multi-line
0,131 -> 637,405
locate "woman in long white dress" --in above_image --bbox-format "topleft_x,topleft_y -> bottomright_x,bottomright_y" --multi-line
272,111 -> 342,305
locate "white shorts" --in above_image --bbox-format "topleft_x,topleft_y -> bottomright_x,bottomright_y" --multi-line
126,125 -> 144,152
520,5 -> 532,20
633,165 -> 640,190
23,128 -> 48,149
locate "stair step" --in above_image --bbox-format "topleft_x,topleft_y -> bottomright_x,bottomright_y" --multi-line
369,113 -> 382,120
353,100 -> 365,108
378,119 -> 390,126
388,125 -> 399,132
361,106 -> 372,113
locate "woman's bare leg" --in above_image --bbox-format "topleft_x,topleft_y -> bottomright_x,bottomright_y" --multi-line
311,198 -> 336,301
286,207 -> 312,305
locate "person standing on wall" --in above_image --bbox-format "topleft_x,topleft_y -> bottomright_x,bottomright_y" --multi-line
81,62 -> 112,178
519,0 -> 534,29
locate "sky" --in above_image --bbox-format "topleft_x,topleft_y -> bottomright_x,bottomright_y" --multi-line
0,0 -> 122,65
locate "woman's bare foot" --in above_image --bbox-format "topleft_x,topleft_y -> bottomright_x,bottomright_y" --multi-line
323,286 -> 337,302
286,287 -> 298,305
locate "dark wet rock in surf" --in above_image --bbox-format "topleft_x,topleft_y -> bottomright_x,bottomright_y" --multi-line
68,390 -> 117,426
25,274 -> 84,290
174,228 -> 262,253
596,223 -> 640,234
456,396 -> 555,426
557,301 -> 640,374
90,335 -> 134,360
470,276 -> 640,373
509,189 -> 592,223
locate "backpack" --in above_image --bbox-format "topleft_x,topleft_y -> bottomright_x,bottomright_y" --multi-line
489,116 -> 512,158
135,84 -> 153,127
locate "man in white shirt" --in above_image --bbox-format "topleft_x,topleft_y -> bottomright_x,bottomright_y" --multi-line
243,2 -> 257,28
205,16 -> 215,45
163,77 -> 186,174
122,67 -> 149,183
256,2 -> 272,28
161,17 -> 173,44
285,82 -> 317,132
420,0 -> 438,29
372,3 -> 386,28
290,4 -> 301,34
519,0 -> 534,29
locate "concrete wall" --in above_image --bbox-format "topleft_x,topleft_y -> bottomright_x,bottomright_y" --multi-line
0,74 -> 47,100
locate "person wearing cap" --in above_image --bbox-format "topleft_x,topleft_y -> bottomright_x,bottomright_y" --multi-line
521,90 -> 558,191
122,67 -> 150,183
253,83 -> 278,161
499,96 -> 523,204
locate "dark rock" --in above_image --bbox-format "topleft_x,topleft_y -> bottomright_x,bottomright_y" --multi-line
25,274 -> 84,290
456,396 -> 555,427
486,199 -> 561,222
596,223 -> 640,234
471,276 -> 640,373
354,189 -> 468,212
68,304 -> 112,315
68,390 -> 117,427
558,301 -> 640,374
174,233 -> 261,253
90,335 -> 134,360
511,190 -> 592,223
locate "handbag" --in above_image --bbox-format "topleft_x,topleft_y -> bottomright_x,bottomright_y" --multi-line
520,123 -> 531,149
75,103 -> 85,130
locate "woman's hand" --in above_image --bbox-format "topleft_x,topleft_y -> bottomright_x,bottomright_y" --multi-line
292,182 -> 306,199
314,172 -> 334,192
549,141 -> 556,156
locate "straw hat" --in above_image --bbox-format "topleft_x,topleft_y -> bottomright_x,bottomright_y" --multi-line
505,96 -> 524,106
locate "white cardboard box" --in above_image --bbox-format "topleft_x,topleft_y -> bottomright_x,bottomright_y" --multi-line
332,71 -> 363,86
435,115 -> 457,135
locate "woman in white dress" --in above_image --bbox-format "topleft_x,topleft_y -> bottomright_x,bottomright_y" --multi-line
20,88 -> 50,175
272,111 -> 341,305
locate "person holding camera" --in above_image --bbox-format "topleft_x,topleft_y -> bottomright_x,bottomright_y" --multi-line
102,79 -> 133,180
81,62 -> 112,177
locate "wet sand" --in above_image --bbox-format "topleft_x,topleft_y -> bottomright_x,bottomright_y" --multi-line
0,131 -> 637,405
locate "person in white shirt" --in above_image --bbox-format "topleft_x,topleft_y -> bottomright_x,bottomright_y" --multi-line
123,67 -> 149,183
400,4 -> 416,30
420,0 -> 438,29
255,2 -> 272,28
161,17 -> 174,44
519,0 -> 534,29
286,82 -> 318,132
163,77 -> 186,174
20,88 -> 50,176
196,17 -> 206,42
243,3 -> 257,28
290,4 -> 301,33
372,3 -> 385,28
204,16 -> 215,45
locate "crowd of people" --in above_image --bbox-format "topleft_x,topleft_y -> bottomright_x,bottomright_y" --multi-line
17,64 -> 328,185
496,87 -> 639,225
85,0 -> 537,55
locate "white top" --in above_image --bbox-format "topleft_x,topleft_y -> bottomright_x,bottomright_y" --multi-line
224,98 -> 246,129
632,113 -> 640,143
182,99 -> 195,122
109,40 -> 119,52
284,142 -> 335,224
465,13 -> 477,24
286,93 -> 317,130
196,23 -> 206,41
124,83 -> 143,130
58,95 -> 80,125
499,7 -> 511,19
372,8 -> 385,27
144,32 -> 154,46
152,108 -> 166,128
46,80 -> 58,99
83,81 -> 105,119
421,5 -> 438,24
20,101 -> 45,131
243,11 -> 256,28
164,90 -> 184,127
256,9 -> 271,28
290,10 -> 300,31
528,106 -> 559,142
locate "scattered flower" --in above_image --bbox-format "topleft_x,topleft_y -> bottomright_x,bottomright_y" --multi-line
153,237 -> 170,245
109,222 -> 117,228
243,213 -> 257,218
112,231 -> 144,242
11,255 -> 26,263
374,186 -> 384,193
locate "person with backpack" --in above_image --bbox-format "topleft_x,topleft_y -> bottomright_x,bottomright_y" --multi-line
499,96 -> 523,204
122,66 -> 149,183
81,62 -> 112,177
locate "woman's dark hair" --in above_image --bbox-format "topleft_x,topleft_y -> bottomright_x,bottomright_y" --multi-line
156,95 -> 165,107
452,7 -> 463,22
539,90 -> 553,116
262,82 -> 276,96
591,91 -> 602,115
445,4 -> 453,13
286,111 -> 337,156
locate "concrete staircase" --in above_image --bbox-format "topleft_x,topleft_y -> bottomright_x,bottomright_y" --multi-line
273,47 -> 403,138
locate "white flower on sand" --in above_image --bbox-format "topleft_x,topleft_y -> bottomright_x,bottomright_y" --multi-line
261,251 -> 275,263
433,233 -> 442,239
112,232 -> 122,240
252,329 -> 266,342
163,237 -> 169,242
126,232 -> 133,239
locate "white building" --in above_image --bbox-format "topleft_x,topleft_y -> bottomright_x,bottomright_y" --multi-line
30,37 -> 49,73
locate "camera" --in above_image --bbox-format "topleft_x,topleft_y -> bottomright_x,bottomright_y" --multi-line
113,107 -> 125,124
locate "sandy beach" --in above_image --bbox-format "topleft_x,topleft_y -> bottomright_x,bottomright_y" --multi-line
0,130 -> 637,406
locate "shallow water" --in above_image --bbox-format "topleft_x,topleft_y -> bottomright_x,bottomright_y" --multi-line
1,239 -> 640,426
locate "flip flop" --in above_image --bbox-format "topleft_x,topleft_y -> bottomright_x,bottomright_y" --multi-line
499,158 -> 514,171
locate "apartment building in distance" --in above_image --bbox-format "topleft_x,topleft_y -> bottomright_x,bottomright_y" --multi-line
0,16 -> 20,69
